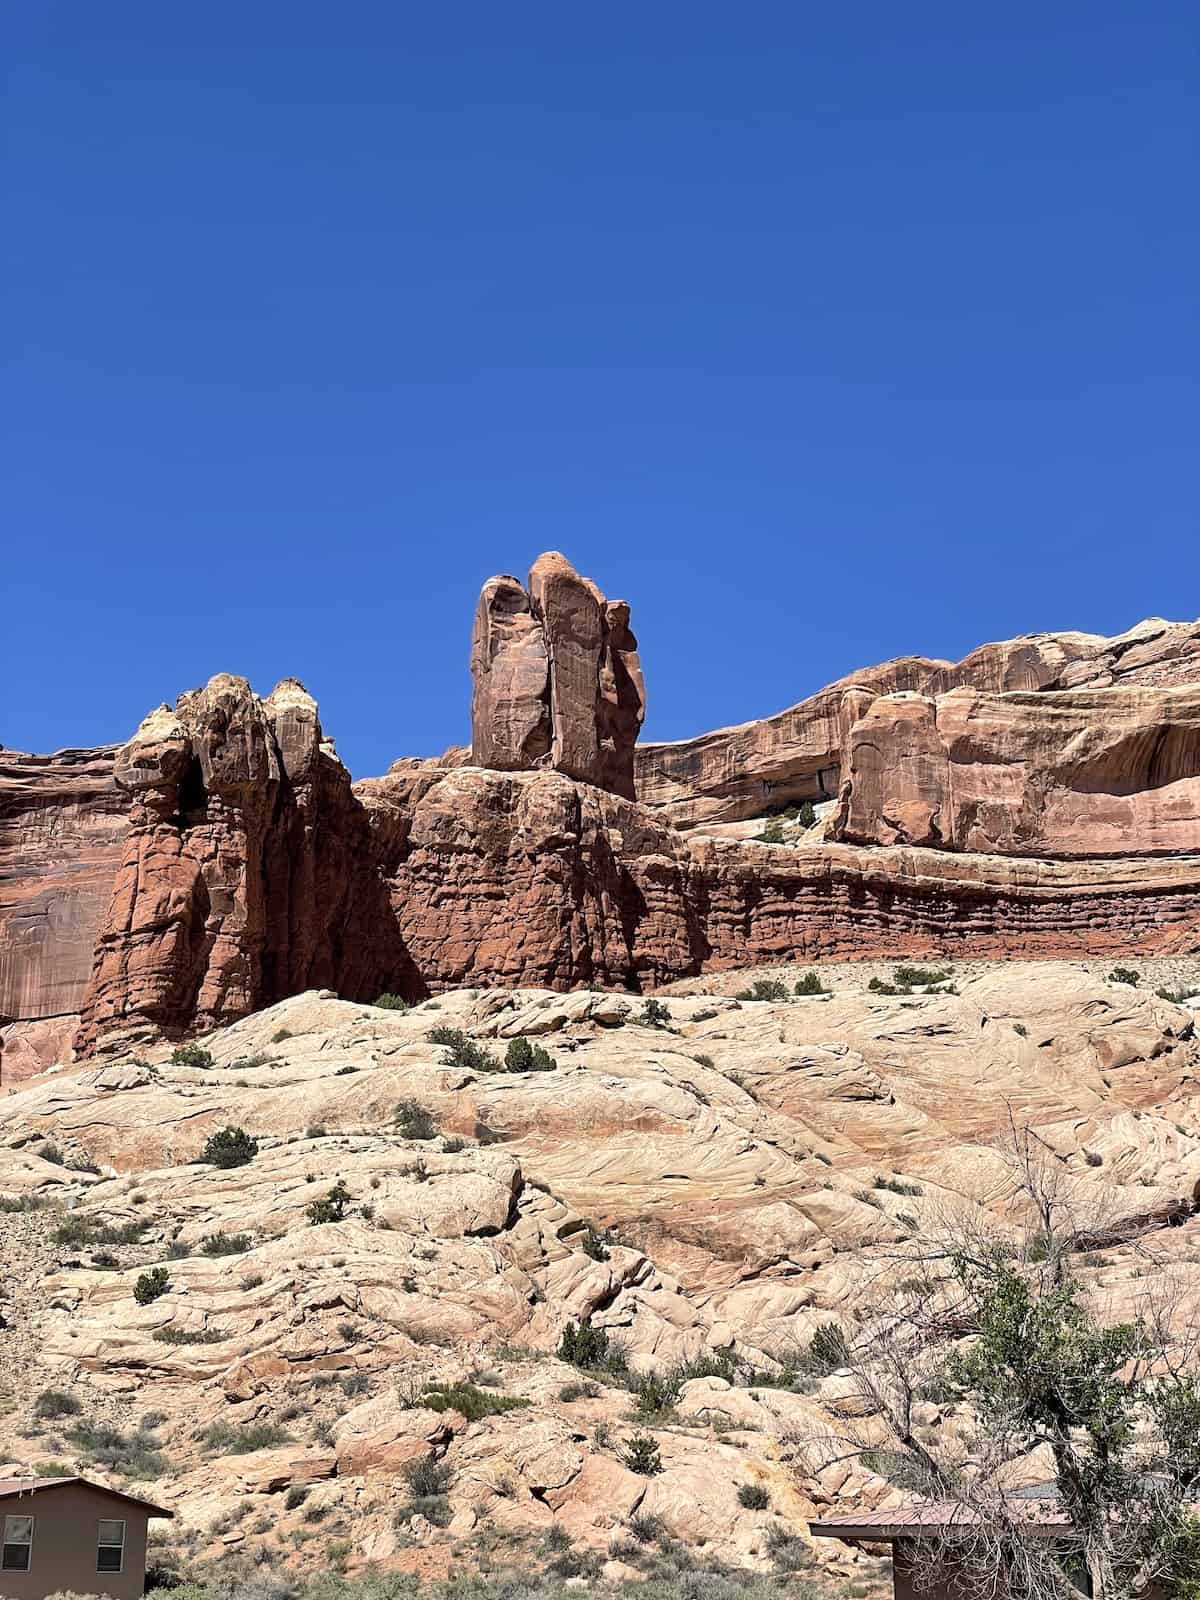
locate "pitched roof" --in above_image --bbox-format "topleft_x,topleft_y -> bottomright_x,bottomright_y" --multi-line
0,1476 -> 174,1517
810,1500 -> 1068,1541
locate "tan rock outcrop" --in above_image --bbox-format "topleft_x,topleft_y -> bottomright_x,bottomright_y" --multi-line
831,683 -> 1200,857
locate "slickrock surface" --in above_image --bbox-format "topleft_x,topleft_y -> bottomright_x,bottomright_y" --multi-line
636,616 -> 1200,829
1,962 -> 1198,1579
470,552 -> 645,798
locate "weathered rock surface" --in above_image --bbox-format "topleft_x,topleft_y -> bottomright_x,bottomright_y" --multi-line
832,683 -> 1200,857
637,616 -> 1200,829
470,552 -> 645,798
1,964 -> 1198,1578
73,676 -> 413,1055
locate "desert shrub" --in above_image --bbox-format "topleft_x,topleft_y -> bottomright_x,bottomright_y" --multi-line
621,1433 -> 663,1476
1108,966 -> 1140,986
170,1043 -> 214,1069
394,1098 -> 437,1140
1014,1022 -> 1029,1037
735,978 -> 789,1002
873,1174 -> 923,1196
0,1194 -> 49,1214
153,1326 -> 226,1345
284,1486 -> 308,1510
199,1420 -> 293,1455
403,1453 -> 453,1498
1085,1150 -> 1104,1167
765,1522 -> 812,1572
428,1026 -> 500,1072
67,1420 -> 168,1478
737,1481 -> 771,1509
134,1267 -> 171,1305
756,817 -> 787,845
799,1321 -> 849,1375
53,1214 -> 146,1247
34,1388 -> 82,1420
504,1036 -> 556,1072
637,997 -> 672,1029
868,976 -> 900,995
557,1319 -> 628,1377
558,1380 -> 601,1402
306,1179 -> 351,1225
1156,985 -> 1191,1003
794,970 -> 829,996
893,965 -> 951,988
201,1126 -> 258,1169
442,1136 -> 466,1154
305,1124 -> 328,1139
420,1382 -> 529,1422
692,1052 -> 715,1068
374,992 -> 410,1010
632,1369 -> 682,1418
271,1028 -> 292,1043
580,1225 -> 611,1262
202,1232 -> 251,1257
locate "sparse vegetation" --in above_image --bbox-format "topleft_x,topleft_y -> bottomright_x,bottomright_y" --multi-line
637,997 -> 672,1029
198,1420 -> 294,1455
737,1482 -> 771,1509
201,1126 -> 259,1169
428,1026 -> 500,1072
794,970 -> 829,996
420,1382 -> 529,1422
33,1388 -> 82,1420
153,1326 -> 227,1345
505,1036 -> 556,1072
53,1214 -> 147,1247
202,1231 -> 252,1257
134,1267 -> 171,1305
735,978 -> 789,1001
755,817 -> 787,845
306,1179 -> 352,1225
171,1042 -> 215,1069
893,964 -> 951,988
394,1098 -> 438,1140
557,1318 -> 629,1378
67,1419 -> 169,1479
1108,966 -> 1140,986
798,1321 -> 849,1375
580,1225 -> 612,1262
374,992 -> 410,1010
621,1433 -> 664,1476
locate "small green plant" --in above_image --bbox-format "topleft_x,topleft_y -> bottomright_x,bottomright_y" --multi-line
1108,966 -> 1140,987
200,1126 -> 259,1169
67,1420 -> 168,1479
1014,1022 -> 1029,1038
394,1098 -> 437,1140
133,1267 -> 171,1306
756,817 -> 787,845
198,1420 -> 293,1455
305,1125 -> 328,1140
202,1232 -> 252,1257
170,1042 -> 214,1069
53,1215 -> 146,1247
1156,986 -> 1191,1004
736,978 -> 790,1002
504,1036 -> 556,1072
284,1486 -> 308,1510
737,1481 -> 771,1510
420,1383 -> 529,1422
153,1326 -> 227,1345
558,1380 -> 602,1403
893,965 -> 951,988
799,1321 -> 849,1375
1084,1150 -> 1104,1167
374,993 -> 410,1010
33,1388 -> 82,1420
580,1225 -> 611,1262
794,970 -> 829,996
621,1433 -> 663,1476
404,1453 -> 453,1498
428,1026 -> 500,1072
765,1522 -> 812,1572
637,997 -> 672,1029
306,1179 -> 352,1225
271,1028 -> 292,1043
557,1319 -> 628,1377
868,976 -> 900,995
873,1174 -> 923,1196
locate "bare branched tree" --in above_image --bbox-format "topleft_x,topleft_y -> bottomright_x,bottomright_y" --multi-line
799,1113 -> 1200,1600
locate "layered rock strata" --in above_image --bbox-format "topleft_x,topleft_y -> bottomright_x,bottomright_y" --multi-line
470,551 -> 645,799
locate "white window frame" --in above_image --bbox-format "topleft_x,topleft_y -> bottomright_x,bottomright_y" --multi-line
2,1512 -> 35,1573
96,1517 -> 126,1575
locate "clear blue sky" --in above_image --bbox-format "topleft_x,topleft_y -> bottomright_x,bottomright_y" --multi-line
5,4 -> 1197,777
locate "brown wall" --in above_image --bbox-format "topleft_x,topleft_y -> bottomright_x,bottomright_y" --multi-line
0,1482 -> 151,1600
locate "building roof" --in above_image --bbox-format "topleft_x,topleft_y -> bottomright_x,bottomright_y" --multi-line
810,1500 -> 1067,1543
0,1476 -> 174,1518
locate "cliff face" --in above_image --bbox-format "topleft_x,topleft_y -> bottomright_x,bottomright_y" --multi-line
635,617 -> 1200,829
2,576 -> 1198,1064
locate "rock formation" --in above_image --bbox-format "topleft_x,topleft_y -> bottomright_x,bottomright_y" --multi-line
636,616 -> 1200,829
470,551 -> 645,799
73,675 -> 413,1055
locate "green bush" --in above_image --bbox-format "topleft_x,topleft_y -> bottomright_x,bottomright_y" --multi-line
134,1267 -> 171,1305
736,978 -> 789,1002
394,1098 -> 437,1140
1156,985 -> 1191,1004
153,1326 -> 226,1345
53,1214 -> 146,1247
420,1382 -> 529,1422
403,1453 -> 453,1498
794,970 -> 829,996
893,965 -> 951,988
580,1226 -> 611,1262
171,1043 -> 214,1069
738,1482 -> 771,1509
199,1420 -> 293,1455
557,1319 -> 628,1377
306,1179 -> 352,1225
33,1388 -> 82,1420
637,997 -> 672,1029
271,1028 -> 292,1043
868,976 -> 901,995
200,1126 -> 258,1169
558,1380 -> 601,1402
621,1433 -> 663,1476
505,1036 -> 556,1072
201,1232 -> 251,1257
67,1420 -> 168,1479
428,1026 -> 500,1072
374,992 -> 411,1010
756,817 -> 787,845
1109,966 -> 1140,987
799,1321 -> 849,1375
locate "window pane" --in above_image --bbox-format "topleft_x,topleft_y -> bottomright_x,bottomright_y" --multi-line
2,1544 -> 32,1572
97,1546 -> 123,1572
98,1520 -> 125,1545
3,1517 -> 33,1542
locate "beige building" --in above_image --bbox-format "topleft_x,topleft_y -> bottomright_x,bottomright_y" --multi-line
0,1475 -> 173,1600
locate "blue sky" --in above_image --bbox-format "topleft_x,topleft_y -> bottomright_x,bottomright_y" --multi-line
5,3 -> 1197,776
